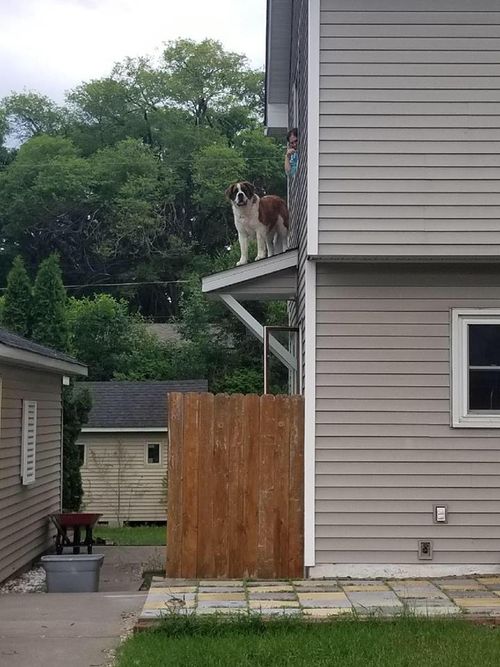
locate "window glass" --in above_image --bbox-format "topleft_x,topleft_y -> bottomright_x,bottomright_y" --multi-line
469,324 -> 500,366
147,443 -> 160,464
469,370 -> 500,410
468,324 -> 500,411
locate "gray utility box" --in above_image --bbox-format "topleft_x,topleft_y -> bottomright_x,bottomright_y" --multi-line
41,554 -> 104,593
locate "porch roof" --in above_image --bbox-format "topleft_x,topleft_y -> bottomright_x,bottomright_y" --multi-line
201,249 -> 298,301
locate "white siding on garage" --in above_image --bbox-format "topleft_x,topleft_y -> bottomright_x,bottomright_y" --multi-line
0,366 -> 61,583
315,263 -> 500,566
80,433 -> 167,524
319,0 -> 500,258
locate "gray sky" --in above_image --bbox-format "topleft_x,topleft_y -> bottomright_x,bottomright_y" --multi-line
0,0 -> 266,102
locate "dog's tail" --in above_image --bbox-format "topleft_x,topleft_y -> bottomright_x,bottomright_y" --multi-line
280,199 -> 289,229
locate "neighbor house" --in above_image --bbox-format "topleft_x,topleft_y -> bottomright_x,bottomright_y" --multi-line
78,380 -> 208,524
203,0 -> 500,578
0,329 -> 87,583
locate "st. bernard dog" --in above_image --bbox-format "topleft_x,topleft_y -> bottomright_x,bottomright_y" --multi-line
225,181 -> 289,266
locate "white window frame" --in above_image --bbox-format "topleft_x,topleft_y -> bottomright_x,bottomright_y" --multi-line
146,442 -> 161,465
452,308 -> 500,427
21,399 -> 37,484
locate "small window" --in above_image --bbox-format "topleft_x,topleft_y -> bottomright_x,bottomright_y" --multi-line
77,443 -> 86,467
452,309 -> 500,427
21,400 -> 37,484
147,443 -> 160,464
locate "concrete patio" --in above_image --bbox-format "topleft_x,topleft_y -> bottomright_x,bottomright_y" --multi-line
137,575 -> 500,627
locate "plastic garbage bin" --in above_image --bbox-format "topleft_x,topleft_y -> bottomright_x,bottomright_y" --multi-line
41,554 -> 104,593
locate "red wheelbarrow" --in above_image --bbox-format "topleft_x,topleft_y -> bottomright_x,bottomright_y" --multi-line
49,513 -> 102,555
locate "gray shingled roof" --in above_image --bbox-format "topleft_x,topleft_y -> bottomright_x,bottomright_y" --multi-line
0,327 -> 85,367
77,380 -> 208,429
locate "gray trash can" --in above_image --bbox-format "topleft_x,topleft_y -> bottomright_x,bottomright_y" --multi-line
41,554 -> 104,593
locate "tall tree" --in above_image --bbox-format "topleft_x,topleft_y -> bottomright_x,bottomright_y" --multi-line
3,91 -> 66,141
161,39 -> 262,127
0,135 -> 94,283
0,38 -> 284,321
67,294 -> 134,380
31,254 -> 69,351
62,385 -> 92,511
2,255 -> 32,336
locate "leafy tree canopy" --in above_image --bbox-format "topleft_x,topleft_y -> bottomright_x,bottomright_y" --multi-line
0,39 -> 290,395
2,255 -> 32,336
3,91 -> 67,141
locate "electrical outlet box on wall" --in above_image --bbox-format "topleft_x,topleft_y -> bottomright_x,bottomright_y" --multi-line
418,540 -> 433,560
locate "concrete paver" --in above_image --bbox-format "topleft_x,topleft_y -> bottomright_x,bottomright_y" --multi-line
138,574 -> 500,624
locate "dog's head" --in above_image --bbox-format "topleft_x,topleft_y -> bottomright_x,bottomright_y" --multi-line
225,181 -> 256,208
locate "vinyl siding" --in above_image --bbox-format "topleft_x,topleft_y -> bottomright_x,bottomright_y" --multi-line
0,365 -> 61,583
80,433 -> 167,524
288,0 -> 308,386
318,0 -> 500,258
315,263 -> 500,565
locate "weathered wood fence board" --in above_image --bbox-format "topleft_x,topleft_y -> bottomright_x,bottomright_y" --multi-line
166,393 -> 304,579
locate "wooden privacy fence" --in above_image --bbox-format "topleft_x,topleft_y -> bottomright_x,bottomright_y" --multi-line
166,393 -> 304,579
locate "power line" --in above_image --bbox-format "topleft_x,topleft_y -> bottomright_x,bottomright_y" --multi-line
0,157 -> 286,169
0,279 -> 188,291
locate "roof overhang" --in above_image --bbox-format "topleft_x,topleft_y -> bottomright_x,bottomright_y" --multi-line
81,427 -> 167,433
0,343 -> 88,377
202,250 -> 298,301
265,0 -> 292,136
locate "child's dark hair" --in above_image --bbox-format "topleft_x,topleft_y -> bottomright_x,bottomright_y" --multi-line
287,128 -> 298,142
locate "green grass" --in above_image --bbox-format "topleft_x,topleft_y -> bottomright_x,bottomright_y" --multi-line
93,525 -> 166,546
116,615 -> 500,667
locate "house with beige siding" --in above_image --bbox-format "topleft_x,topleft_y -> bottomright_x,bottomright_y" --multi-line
203,0 -> 500,578
78,380 -> 207,525
0,328 -> 87,584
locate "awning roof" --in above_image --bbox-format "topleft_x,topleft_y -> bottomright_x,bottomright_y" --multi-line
202,250 -> 298,301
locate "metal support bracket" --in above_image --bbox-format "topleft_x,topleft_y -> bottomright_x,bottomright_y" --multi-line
218,294 -> 297,372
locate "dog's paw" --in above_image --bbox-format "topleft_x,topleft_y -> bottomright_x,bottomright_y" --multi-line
255,254 -> 266,261
236,258 -> 248,266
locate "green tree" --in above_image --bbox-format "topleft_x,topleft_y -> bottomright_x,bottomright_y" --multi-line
0,135 -> 93,282
115,327 -> 208,382
67,294 -> 134,381
62,384 -> 92,511
191,144 -> 246,253
235,128 -> 286,197
0,38 -> 282,324
66,77 -> 137,153
3,91 -> 66,141
31,254 -> 69,350
161,39 -> 262,127
2,255 -> 32,336
90,139 -> 167,260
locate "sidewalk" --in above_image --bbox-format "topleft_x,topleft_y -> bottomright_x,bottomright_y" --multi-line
0,546 -> 162,667
138,575 -> 500,626
0,591 -> 146,667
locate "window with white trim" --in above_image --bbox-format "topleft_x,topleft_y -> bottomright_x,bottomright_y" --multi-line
21,400 -> 37,484
146,443 -> 160,465
452,309 -> 500,427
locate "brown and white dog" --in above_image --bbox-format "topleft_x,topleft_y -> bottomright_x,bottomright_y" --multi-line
225,181 -> 289,266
